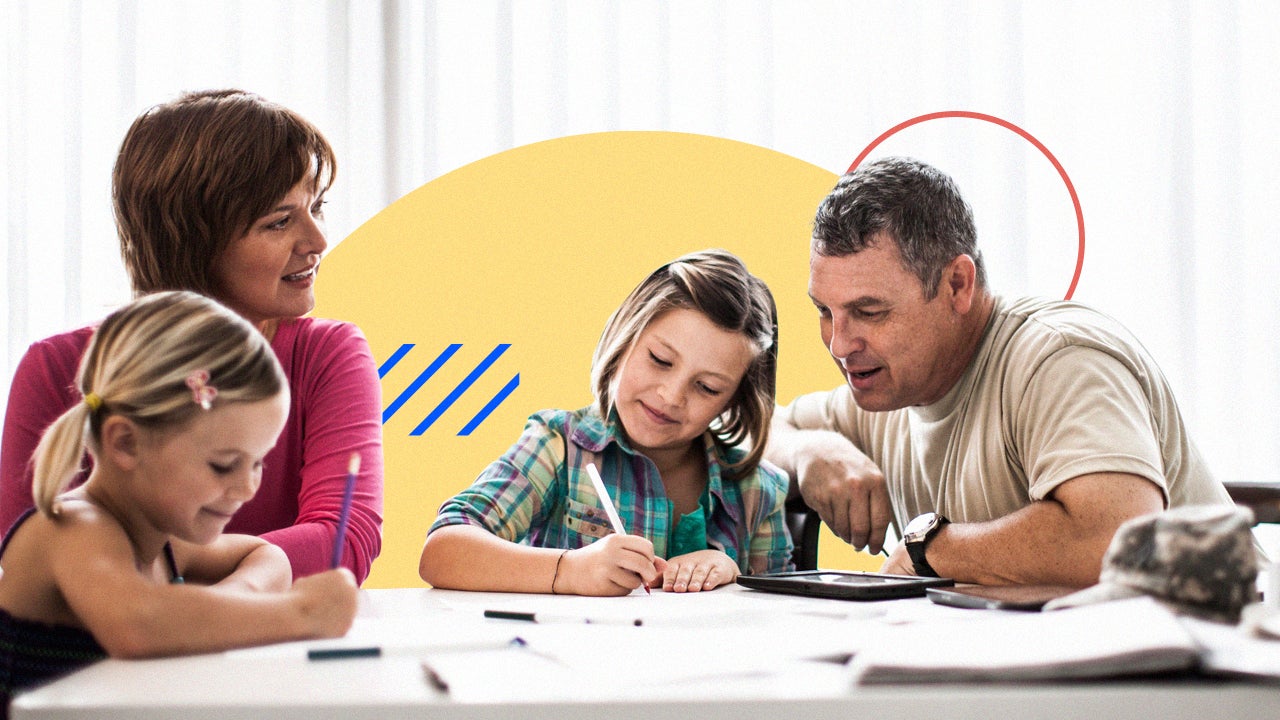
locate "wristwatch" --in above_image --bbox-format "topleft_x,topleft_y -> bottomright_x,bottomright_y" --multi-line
903,512 -> 950,578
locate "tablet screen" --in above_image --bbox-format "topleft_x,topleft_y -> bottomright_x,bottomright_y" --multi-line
821,573 -> 909,585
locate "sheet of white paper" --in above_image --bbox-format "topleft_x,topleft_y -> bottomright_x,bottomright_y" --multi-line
410,587 -> 876,699
225,614 -> 520,660
419,626 -> 855,702
462,584 -> 887,629
1182,613 -> 1280,681
420,644 -> 580,702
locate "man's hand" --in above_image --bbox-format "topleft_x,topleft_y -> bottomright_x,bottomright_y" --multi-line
879,543 -> 915,576
793,433 -> 893,554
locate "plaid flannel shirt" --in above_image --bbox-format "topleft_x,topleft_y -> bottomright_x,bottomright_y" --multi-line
431,407 -> 793,574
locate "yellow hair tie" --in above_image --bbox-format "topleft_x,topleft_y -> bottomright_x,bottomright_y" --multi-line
84,392 -> 103,412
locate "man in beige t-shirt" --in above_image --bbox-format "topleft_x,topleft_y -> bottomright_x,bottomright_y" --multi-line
767,157 -> 1232,586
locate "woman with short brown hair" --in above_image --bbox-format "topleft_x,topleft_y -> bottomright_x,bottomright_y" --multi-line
1,89 -> 383,583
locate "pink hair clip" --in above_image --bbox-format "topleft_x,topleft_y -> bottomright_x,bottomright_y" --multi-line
185,370 -> 218,410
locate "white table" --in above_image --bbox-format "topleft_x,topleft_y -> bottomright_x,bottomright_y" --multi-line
12,585 -> 1280,719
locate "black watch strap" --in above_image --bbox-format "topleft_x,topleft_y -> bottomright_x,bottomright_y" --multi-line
905,513 -> 949,578
907,540 -> 940,577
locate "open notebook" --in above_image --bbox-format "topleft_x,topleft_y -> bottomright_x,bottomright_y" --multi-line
849,596 -> 1200,683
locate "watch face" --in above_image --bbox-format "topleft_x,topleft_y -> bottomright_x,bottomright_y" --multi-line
904,512 -> 939,541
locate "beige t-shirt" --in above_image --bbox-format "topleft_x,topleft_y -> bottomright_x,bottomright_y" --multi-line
780,296 -> 1231,527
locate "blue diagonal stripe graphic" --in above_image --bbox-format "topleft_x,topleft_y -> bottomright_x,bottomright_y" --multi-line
458,373 -> 520,436
377,343 -> 415,378
382,344 -> 462,424
410,344 -> 512,436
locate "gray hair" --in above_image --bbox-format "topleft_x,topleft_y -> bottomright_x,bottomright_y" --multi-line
812,157 -> 986,298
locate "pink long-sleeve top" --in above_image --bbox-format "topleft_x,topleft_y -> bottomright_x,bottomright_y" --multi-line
0,317 -> 383,583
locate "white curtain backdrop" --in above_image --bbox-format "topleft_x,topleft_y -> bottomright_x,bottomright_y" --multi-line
3,0 -> 1279,486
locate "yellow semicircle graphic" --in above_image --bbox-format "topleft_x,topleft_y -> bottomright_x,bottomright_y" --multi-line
314,131 -> 883,588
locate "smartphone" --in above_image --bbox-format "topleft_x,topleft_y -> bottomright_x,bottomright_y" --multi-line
926,584 -> 1077,611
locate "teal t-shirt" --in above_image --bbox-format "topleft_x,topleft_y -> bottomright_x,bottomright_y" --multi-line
668,487 -> 711,556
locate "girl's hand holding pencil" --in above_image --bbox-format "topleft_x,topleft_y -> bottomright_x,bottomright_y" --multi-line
289,568 -> 359,638
554,534 -> 666,597
568,462 -> 664,596
282,449 -> 360,637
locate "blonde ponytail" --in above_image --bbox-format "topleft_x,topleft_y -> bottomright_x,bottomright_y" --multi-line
31,403 -> 95,517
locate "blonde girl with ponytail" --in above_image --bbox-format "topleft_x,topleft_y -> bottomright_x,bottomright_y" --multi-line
0,292 -> 356,711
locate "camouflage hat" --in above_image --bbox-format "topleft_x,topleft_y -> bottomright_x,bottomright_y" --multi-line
1045,505 -> 1259,623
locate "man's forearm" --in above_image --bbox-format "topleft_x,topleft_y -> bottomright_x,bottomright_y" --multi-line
764,414 -> 805,484
766,416 -> 861,499
919,472 -> 1165,586
924,501 -> 1105,586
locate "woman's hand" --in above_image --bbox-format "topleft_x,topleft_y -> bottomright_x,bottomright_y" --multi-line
557,533 -> 664,596
661,549 -> 739,592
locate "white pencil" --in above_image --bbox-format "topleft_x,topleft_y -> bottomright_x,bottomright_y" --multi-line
584,462 -> 650,594
585,462 -> 627,534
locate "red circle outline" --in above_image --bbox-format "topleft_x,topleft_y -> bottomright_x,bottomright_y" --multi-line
849,111 -> 1085,300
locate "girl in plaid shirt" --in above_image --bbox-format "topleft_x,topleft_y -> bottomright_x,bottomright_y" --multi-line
420,250 -> 793,596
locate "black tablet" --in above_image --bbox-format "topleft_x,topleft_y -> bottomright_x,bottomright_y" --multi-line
736,570 -> 954,600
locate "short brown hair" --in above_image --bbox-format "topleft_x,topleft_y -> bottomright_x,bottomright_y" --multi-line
113,89 -> 337,297
591,249 -> 779,482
